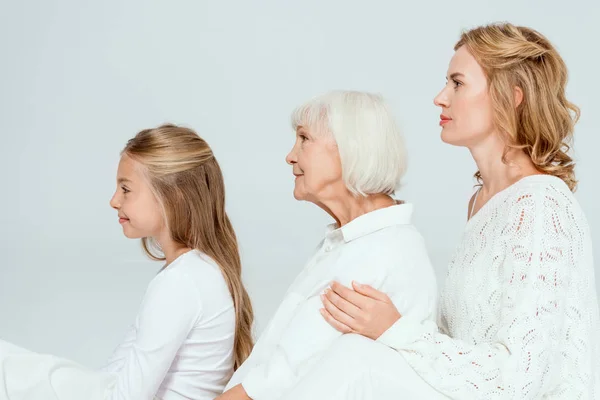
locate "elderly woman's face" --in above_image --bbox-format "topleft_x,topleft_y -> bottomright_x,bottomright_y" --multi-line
285,126 -> 343,203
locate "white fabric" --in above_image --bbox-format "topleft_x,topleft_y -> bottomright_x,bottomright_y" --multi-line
0,249 -> 236,400
281,334 -> 448,400
225,203 -> 439,400
377,175 -> 600,399
0,342 -> 113,400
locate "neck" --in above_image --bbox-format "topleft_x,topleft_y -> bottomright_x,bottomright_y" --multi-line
316,191 -> 396,227
156,232 -> 192,266
469,133 -> 540,197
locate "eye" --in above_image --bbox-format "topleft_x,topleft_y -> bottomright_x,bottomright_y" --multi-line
299,134 -> 308,142
452,79 -> 463,89
121,185 -> 130,194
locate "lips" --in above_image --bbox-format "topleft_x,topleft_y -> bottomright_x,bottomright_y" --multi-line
440,114 -> 452,126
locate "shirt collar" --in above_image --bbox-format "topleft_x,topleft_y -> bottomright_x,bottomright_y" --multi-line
325,202 -> 413,243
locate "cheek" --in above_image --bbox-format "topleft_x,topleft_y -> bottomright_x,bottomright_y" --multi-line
452,94 -> 493,135
146,201 -> 165,231
472,89 -> 494,124
304,150 -> 342,189
128,195 -> 164,233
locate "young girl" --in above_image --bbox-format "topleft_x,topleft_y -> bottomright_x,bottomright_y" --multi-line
0,124 -> 254,400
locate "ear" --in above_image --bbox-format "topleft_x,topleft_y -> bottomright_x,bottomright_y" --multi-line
514,86 -> 524,108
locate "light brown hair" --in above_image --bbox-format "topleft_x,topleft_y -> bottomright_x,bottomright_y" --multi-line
123,124 -> 253,369
456,23 -> 580,191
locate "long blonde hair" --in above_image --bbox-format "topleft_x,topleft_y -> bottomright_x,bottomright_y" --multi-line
455,23 -> 580,191
123,124 -> 253,370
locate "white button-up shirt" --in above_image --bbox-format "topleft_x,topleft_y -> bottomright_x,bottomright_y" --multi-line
225,203 -> 438,399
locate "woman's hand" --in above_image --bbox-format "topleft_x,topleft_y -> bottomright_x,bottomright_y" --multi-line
215,384 -> 251,400
320,281 -> 401,340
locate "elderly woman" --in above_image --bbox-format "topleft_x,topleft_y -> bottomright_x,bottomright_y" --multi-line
217,90 -> 439,400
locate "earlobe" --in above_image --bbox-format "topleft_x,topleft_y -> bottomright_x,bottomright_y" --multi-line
514,86 -> 524,108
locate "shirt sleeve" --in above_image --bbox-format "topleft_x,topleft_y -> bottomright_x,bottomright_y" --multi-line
242,234 -> 437,400
102,323 -> 138,375
105,269 -> 202,400
377,189 -> 580,399
240,294 -> 339,399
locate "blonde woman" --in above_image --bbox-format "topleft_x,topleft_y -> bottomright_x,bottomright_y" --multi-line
0,124 -> 254,400
308,23 -> 600,399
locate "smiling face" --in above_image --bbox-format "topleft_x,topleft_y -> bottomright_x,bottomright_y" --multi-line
434,45 -> 496,147
109,154 -> 165,239
285,125 -> 344,204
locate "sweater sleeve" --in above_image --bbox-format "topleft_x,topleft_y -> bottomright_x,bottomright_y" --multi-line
377,188 -> 579,399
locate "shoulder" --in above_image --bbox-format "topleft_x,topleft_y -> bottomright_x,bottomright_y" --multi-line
142,250 -> 235,324
349,222 -> 427,254
146,265 -> 200,306
497,177 -> 594,293
134,258 -> 204,326
150,250 -> 230,305
340,223 -> 432,276
165,250 -> 225,282
334,225 -> 437,297
500,175 -> 589,242
503,175 -> 582,218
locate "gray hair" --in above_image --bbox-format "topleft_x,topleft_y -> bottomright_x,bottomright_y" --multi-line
291,90 -> 407,196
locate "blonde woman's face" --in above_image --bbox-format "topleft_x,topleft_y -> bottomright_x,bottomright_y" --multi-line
434,46 -> 495,147
109,155 -> 165,239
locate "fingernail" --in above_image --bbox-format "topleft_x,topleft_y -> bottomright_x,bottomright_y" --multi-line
353,281 -> 362,288
320,294 -> 325,301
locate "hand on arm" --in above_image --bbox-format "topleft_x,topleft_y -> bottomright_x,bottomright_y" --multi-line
320,281 -> 401,339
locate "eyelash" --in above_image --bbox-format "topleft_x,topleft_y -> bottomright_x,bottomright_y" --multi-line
299,135 -> 308,142
121,186 -> 130,194
452,79 -> 463,89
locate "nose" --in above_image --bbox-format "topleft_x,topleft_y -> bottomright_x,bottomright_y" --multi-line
110,191 -> 120,210
286,145 -> 297,166
434,86 -> 450,108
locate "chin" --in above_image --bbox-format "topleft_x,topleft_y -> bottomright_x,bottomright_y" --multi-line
122,227 -> 143,239
292,182 -> 308,200
293,190 -> 306,201
123,232 -> 141,239
441,130 -> 468,147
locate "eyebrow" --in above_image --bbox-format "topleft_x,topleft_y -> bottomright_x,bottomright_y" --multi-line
448,72 -> 465,80
118,177 -> 132,184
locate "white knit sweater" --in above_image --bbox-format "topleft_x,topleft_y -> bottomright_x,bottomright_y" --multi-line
378,175 -> 600,399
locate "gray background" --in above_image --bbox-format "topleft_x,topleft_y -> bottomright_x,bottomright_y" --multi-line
0,0 -> 598,368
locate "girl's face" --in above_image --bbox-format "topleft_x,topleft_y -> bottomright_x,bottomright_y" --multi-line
109,155 -> 165,239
